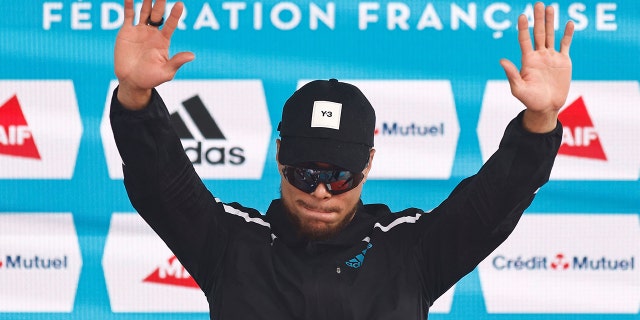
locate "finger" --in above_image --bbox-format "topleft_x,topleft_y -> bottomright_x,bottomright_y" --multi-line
165,51 -> 196,74
500,58 -> 523,88
161,1 -> 184,38
138,0 -> 152,25
545,5 -> 555,50
123,0 -> 134,26
149,0 -> 167,25
533,2 -> 545,50
559,21 -> 575,55
517,15 -> 533,56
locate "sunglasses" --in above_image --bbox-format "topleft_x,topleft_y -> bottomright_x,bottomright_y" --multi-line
282,165 -> 365,195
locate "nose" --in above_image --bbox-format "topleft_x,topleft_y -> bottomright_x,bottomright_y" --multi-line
310,183 -> 332,199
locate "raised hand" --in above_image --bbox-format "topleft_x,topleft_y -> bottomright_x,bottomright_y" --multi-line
500,2 -> 575,133
114,0 -> 195,110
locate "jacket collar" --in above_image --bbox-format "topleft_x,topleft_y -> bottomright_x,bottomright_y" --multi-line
265,199 -> 390,249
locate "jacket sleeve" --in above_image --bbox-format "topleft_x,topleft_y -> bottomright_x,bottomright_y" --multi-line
416,110 -> 563,305
109,87 -> 228,292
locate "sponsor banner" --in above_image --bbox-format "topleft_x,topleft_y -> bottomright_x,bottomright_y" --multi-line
102,214 -> 455,313
478,214 -> 640,313
478,81 -> 640,180
41,1 -> 621,38
0,81 -> 82,179
297,80 -> 460,179
101,80 -> 271,179
102,213 -> 208,312
430,285 -> 454,313
0,213 -> 82,312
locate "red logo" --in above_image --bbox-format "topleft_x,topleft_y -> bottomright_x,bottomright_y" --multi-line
143,256 -> 199,289
0,94 -> 41,159
550,253 -> 570,270
558,96 -> 607,161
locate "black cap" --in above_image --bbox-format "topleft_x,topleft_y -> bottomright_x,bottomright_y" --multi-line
278,79 -> 376,172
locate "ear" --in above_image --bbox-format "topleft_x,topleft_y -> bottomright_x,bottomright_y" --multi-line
362,148 -> 376,180
276,139 -> 286,178
275,139 -> 281,165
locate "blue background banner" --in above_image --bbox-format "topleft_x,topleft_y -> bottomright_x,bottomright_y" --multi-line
1,1 -> 639,319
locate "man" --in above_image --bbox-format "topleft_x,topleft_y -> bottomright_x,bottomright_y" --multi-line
110,0 -> 574,319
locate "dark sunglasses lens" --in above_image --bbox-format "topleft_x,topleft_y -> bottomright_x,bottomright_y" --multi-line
284,167 -> 316,193
326,171 -> 363,194
283,166 -> 363,195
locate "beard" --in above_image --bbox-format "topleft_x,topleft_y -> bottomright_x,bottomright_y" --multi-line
280,190 -> 358,241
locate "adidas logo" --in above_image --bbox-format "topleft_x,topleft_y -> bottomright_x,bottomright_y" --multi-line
345,243 -> 373,269
171,95 -> 226,140
558,96 -> 607,161
0,94 -> 41,159
143,255 -> 199,289
170,95 -> 245,165
102,80 -> 272,180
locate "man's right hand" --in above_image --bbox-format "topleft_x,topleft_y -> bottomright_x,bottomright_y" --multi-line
114,0 -> 195,110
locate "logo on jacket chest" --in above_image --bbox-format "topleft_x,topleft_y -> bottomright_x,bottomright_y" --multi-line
345,242 -> 373,269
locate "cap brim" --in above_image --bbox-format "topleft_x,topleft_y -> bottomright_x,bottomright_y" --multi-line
279,136 -> 370,173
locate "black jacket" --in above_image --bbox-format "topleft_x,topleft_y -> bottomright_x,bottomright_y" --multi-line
110,87 -> 562,320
